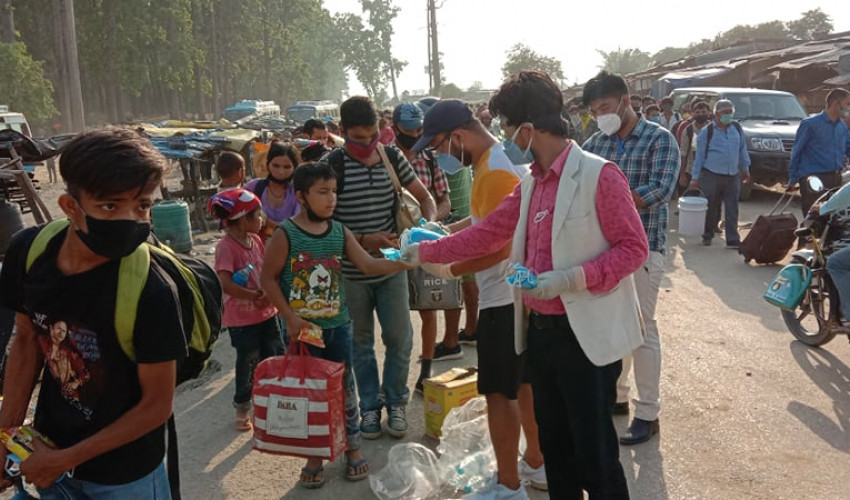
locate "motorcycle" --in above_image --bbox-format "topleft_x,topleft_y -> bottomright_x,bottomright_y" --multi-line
775,177 -> 850,346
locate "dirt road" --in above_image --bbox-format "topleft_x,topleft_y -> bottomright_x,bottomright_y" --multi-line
8,176 -> 850,499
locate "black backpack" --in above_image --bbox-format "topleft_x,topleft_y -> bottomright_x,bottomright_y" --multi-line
322,145 -> 409,195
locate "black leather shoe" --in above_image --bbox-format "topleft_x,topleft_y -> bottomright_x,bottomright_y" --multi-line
613,402 -> 629,416
619,418 -> 659,445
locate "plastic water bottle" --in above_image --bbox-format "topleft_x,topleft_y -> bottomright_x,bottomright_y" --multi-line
447,451 -> 490,493
232,264 -> 254,286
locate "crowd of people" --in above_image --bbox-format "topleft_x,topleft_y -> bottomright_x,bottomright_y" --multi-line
1,68 -> 849,500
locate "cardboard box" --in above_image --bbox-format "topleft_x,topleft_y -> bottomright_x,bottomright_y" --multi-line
423,367 -> 479,439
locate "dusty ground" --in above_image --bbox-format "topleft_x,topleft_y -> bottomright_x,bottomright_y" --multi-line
6,167 -> 850,499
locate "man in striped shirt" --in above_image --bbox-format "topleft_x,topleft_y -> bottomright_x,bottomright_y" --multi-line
325,96 -> 437,440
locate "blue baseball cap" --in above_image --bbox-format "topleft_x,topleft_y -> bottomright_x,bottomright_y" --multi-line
412,99 -> 474,152
392,103 -> 424,130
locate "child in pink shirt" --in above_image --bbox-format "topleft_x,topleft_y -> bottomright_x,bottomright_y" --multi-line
210,189 -> 283,431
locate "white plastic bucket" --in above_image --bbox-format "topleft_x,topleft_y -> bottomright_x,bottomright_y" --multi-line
678,193 -> 708,236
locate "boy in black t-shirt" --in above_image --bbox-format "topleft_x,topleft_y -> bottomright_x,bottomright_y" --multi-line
0,128 -> 187,499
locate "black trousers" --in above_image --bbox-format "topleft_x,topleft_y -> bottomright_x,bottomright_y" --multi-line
527,313 -> 630,500
800,171 -> 843,217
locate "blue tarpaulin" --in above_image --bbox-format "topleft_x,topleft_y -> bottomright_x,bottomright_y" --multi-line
651,67 -> 734,98
147,131 -> 229,159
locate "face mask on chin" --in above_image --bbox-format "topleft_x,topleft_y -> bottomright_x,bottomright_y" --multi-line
502,124 -> 534,165
74,202 -> 151,260
268,174 -> 291,185
597,100 -> 624,136
302,199 -> 331,222
435,135 -> 464,174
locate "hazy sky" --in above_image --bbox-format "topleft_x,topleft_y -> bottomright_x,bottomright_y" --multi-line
322,0 -> 849,96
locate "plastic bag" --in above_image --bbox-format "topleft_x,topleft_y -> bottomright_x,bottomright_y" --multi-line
381,220 -> 448,261
436,397 -> 496,495
505,263 -> 538,289
297,326 -> 325,348
369,443 -> 442,500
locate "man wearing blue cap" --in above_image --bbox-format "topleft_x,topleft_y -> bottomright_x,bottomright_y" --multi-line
411,99 -> 546,499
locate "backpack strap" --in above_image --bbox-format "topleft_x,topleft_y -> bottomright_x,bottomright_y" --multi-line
324,149 -> 346,194
25,219 -> 71,272
702,121 -> 743,161
703,123 -> 714,161
149,245 -> 210,353
24,219 -> 151,362
166,414 -> 182,500
253,178 -> 270,199
114,245 -> 151,361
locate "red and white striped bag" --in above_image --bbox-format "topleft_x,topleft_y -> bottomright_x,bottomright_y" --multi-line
251,343 -> 347,461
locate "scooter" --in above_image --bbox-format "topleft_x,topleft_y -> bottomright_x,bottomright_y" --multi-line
774,177 -> 850,346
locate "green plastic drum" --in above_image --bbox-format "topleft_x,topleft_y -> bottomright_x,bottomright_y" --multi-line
152,200 -> 193,253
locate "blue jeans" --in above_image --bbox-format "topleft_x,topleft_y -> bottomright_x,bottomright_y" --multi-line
229,316 -> 283,410
827,245 -> 850,320
302,322 -> 361,450
37,462 -> 170,499
343,272 -> 413,412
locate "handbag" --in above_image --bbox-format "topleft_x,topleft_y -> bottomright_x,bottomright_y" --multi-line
251,343 -> 347,461
407,266 -> 463,310
378,144 -> 423,232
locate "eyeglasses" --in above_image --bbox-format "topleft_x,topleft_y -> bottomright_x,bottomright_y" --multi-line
425,132 -> 452,155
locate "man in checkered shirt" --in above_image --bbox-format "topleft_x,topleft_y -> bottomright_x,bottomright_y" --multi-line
582,71 -> 680,446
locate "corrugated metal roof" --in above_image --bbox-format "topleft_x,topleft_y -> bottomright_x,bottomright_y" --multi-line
823,73 -> 850,85
769,40 -> 850,69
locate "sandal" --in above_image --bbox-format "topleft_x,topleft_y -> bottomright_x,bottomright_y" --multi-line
234,416 -> 252,432
299,465 -> 325,489
346,458 -> 370,481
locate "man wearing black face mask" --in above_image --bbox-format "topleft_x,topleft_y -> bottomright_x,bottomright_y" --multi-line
391,103 -> 460,387
0,128 -> 186,498
678,100 -> 712,195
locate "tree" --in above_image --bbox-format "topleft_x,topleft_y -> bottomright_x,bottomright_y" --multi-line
596,48 -> 651,75
789,8 -> 833,41
361,0 -> 407,101
333,12 -> 385,99
501,43 -> 565,85
440,83 -> 464,99
0,42 -> 57,126
651,47 -> 690,66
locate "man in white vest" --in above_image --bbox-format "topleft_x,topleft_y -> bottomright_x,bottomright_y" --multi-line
405,70 -> 648,500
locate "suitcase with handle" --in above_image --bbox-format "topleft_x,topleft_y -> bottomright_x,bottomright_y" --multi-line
739,192 -> 798,264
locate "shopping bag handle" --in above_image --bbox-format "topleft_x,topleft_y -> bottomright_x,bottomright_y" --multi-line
282,341 -> 314,384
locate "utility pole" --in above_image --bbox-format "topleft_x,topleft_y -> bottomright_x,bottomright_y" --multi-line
427,0 -> 441,95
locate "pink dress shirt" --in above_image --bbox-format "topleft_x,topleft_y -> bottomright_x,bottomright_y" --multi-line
419,144 -> 648,314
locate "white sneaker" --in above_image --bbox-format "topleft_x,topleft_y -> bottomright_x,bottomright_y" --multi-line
518,458 -> 548,491
461,477 -> 529,500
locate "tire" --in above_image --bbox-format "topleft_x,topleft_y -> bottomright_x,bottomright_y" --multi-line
780,258 -> 837,346
739,179 -> 753,201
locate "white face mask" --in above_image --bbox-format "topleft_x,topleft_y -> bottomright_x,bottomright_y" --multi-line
596,100 -> 624,136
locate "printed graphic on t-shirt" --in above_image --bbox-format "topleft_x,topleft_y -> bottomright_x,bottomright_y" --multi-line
288,251 -> 342,319
32,312 -> 100,420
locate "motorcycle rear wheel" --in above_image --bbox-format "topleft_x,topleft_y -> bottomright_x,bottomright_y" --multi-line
781,258 -> 837,346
